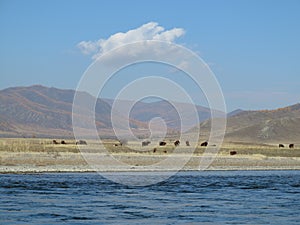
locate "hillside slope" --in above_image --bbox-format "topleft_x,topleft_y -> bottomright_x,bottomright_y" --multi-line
0,85 -> 119,137
199,103 -> 300,143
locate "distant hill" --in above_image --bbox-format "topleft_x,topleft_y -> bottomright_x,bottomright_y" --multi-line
103,98 -> 221,131
199,103 -> 300,143
1,85 -> 298,142
0,85 -> 218,138
227,109 -> 244,117
0,85 -> 139,138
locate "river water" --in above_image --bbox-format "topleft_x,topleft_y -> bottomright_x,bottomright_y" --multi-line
1,170 -> 300,224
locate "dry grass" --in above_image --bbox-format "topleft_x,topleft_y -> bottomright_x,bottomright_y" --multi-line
0,138 -> 299,158
219,142 -> 300,157
0,138 -> 300,172
0,138 -> 79,153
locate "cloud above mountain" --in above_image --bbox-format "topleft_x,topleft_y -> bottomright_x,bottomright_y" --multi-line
77,22 -> 185,60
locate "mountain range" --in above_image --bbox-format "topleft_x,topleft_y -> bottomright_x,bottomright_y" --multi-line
198,103 -> 300,143
0,85 -> 215,138
0,85 -> 299,143
224,104 -> 300,142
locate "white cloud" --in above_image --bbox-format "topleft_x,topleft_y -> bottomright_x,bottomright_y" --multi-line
77,40 -> 99,55
77,22 -> 185,60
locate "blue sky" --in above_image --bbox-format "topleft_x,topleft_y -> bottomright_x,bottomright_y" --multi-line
1,0 -> 300,111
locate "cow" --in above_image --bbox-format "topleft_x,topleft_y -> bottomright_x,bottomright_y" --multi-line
163,150 -> 167,153
53,140 -> 59,144
289,144 -> 294,149
200,141 -> 208,147
186,140 -> 190,146
159,141 -> 167,146
153,148 -> 157,153
61,140 -> 66,144
114,140 -> 124,147
279,144 -> 284,148
142,140 -> 151,147
230,151 -> 237,155
76,140 -> 87,145
174,140 -> 180,146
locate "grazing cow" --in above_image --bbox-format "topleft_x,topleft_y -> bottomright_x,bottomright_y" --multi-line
186,140 -> 190,146
279,144 -> 284,148
163,150 -> 167,153
153,148 -> 157,153
200,141 -> 208,147
289,144 -> 294,149
142,140 -> 151,147
76,140 -> 87,145
159,141 -> 167,146
174,140 -> 180,146
61,140 -> 66,144
230,151 -> 237,155
53,140 -> 58,144
114,140 -> 124,147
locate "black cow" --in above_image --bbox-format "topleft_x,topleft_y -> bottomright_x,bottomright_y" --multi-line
279,144 -> 284,148
174,140 -> 180,146
76,140 -> 87,145
61,140 -> 66,144
289,144 -> 294,149
142,141 -> 151,146
159,141 -> 167,146
153,148 -> 157,153
230,151 -> 237,155
200,141 -> 208,147
53,140 -> 59,144
186,140 -> 190,146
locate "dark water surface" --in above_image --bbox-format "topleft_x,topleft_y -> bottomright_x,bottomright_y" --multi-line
1,170 -> 300,224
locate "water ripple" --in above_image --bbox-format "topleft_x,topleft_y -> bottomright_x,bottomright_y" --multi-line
1,171 -> 300,224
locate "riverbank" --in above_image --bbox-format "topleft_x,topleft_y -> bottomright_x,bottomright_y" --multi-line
1,151 -> 300,173
1,138 -> 299,173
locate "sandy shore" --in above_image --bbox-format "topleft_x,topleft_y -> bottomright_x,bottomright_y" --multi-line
1,151 -> 300,173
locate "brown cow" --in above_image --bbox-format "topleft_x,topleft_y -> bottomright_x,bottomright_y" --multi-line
289,144 -> 294,149
200,141 -> 208,147
174,140 -> 180,146
159,141 -> 167,146
230,151 -> 237,155
142,141 -> 151,146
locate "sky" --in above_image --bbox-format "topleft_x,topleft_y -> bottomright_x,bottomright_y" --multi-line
0,0 -> 300,111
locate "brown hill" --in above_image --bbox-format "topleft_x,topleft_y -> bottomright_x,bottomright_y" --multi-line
103,98 -> 223,131
0,85 -> 139,138
199,103 -> 300,143
0,85 -> 215,138
2,85 -> 298,142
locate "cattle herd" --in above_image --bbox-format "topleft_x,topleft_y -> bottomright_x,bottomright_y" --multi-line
51,138 -> 296,156
279,143 -> 294,148
144,140 -> 209,147
52,139 -> 87,145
